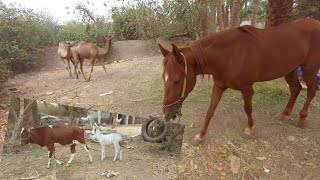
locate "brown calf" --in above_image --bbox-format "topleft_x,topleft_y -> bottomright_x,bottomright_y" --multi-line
20,125 -> 93,168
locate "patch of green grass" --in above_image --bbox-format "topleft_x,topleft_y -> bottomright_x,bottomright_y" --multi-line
133,67 -> 320,109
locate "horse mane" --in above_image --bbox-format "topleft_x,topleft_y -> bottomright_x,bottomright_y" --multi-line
238,25 -> 261,39
189,41 -> 208,75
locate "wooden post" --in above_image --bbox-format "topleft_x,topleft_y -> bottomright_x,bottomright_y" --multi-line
132,116 -> 135,124
125,115 -> 129,125
98,111 -> 101,124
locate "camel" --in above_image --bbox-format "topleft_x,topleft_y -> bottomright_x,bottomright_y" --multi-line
73,33 -> 115,81
57,41 -> 80,78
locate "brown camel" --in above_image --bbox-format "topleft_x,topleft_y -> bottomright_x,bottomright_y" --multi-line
73,33 -> 115,81
57,41 -> 80,78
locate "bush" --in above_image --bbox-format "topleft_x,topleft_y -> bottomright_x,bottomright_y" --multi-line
57,18 -> 113,47
0,1 -> 57,82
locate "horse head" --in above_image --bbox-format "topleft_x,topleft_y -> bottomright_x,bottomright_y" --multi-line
159,43 -> 197,121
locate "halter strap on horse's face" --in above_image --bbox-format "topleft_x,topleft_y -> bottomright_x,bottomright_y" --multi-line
163,52 -> 188,108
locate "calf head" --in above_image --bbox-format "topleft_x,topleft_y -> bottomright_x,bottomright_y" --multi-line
20,128 -> 30,145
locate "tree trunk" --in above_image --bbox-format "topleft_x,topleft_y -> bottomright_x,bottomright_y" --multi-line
265,0 -> 294,28
224,2 -> 230,28
230,0 -> 241,27
251,0 -> 260,26
209,0 -> 217,32
217,0 -> 224,30
200,0 -> 209,37
9,98 -> 33,145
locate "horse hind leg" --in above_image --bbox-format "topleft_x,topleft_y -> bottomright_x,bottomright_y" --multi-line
298,71 -> 319,127
276,70 -> 302,120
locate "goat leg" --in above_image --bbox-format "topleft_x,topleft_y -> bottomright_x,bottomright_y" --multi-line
101,145 -> 105,161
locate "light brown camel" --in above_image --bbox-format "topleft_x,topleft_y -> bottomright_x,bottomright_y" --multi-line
73,33 -> 115,81
57,41 -> 80,78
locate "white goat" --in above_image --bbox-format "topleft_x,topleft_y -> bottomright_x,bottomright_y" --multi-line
91,123 -> 122,161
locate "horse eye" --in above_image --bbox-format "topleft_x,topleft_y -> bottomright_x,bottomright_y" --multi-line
174,80 -> 180,84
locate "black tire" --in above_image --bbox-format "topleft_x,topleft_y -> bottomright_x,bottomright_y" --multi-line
141,117 -> 168,142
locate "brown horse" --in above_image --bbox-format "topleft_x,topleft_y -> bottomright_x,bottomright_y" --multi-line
159,19 -> 320,146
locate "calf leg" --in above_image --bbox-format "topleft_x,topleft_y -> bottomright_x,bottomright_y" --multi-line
47,146 -> 54,169
66,144 -> 76,167
72,140 -> 93,163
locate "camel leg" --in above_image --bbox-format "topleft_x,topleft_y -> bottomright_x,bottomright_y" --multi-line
67,59 -> 73,78
241,86 -> 254,137
80,59 -> 87,80
98,58 -> 107,74
276,70 -> 302,119
298,70 -> 319,127
87,58 -> 95,82
191,84 -> 225,146
73,59 -> 80,80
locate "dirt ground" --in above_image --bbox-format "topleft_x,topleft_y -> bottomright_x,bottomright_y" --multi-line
0,124 -> 178,180
0,39 -> 320,180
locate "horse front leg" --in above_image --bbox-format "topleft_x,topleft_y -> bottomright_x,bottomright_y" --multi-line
192,84 -> 225,146
241,86 -> 254,137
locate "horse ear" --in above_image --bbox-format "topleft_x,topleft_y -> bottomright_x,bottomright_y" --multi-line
158,43 -> 169,57
171,43 -> 182,63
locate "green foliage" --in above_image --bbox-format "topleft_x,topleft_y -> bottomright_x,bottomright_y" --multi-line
57,15 -> 112,46
57,21 -> 88,43
111,0 -> 203,39
37,102 -> 87,117
240,0 -> 267,22
112,6 -> 139,40
0,1 -> 57,82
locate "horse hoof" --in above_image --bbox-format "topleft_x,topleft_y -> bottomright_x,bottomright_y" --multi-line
244,127 -> 252,135
66,163 -> 70,167
191,134 -> 204,146
297,120 -> 308,128
275,112 -> 285,120
241,128 -> 253,139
